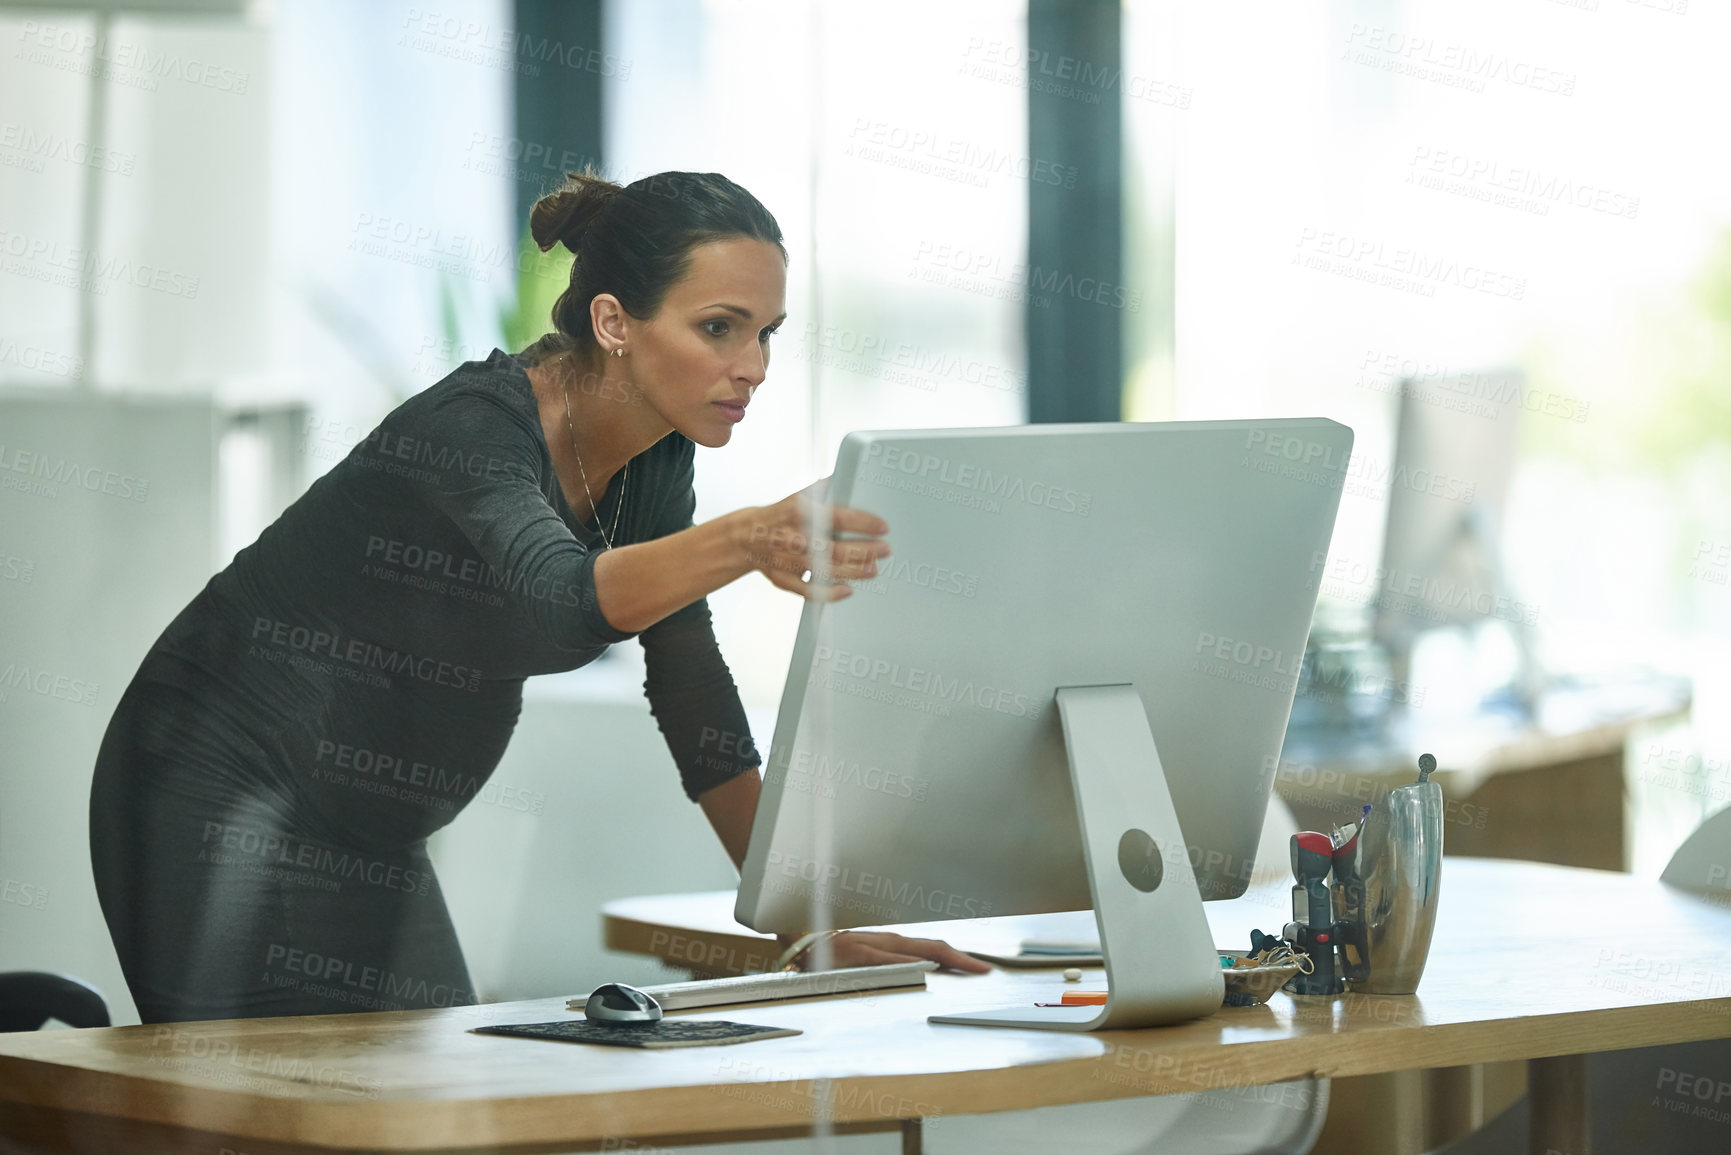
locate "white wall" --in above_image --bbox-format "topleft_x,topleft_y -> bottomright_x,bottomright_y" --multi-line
0,393 -> 217,1027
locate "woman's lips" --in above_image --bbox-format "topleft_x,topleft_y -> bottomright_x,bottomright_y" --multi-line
714,401 -> 746,423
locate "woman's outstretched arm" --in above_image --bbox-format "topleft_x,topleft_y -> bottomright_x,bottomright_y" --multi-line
591,481 -> 891,635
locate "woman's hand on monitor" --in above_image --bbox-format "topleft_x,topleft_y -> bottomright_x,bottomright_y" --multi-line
737,477 -> 891,601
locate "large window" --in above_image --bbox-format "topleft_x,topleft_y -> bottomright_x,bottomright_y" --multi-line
602,0 -> 1029,710
1135,0 -> 1731,867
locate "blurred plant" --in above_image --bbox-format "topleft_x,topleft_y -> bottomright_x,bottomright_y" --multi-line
501,220 -> 573,355
1634,229 -> 1731,468
427,218 -> 571,383
1519,227 -> 1731,633
1524,227 -> 1731,473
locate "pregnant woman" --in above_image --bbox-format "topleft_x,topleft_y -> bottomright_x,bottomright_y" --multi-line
89,169 -> 987,1024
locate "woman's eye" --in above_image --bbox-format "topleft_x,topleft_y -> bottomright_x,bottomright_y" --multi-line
760,326 -> 779,343
704,319 -> 729,337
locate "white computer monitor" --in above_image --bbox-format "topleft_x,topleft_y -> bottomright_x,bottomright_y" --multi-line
1375,370 -> 1539,706
736,418 -> 1353,1030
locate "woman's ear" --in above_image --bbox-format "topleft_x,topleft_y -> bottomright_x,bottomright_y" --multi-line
590,293 -> 629,352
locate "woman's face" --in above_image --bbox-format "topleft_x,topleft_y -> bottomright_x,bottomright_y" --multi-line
620,237 -> 788,449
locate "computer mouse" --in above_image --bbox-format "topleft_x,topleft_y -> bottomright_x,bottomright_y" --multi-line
583,982 -> 662,1024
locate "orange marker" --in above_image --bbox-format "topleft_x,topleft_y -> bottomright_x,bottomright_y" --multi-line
1032,990 -> 1111,1007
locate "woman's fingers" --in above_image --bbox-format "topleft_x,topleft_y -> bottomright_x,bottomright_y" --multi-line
829,505 -> 889,537
881,934 -> 994,974
758,552 -> 873,595
829,538 -> 886,577
821,932 -> 993,974
761,562 -> 853,602
781,536 -> 883,580
761,547 -> 861,584
829,944 -> 928,969
759,537 -> 884,583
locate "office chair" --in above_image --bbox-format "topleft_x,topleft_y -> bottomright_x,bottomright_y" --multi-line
1433,804 -> 1731,1154
0,972 -> 110,1033
1659,803 -> 1731,895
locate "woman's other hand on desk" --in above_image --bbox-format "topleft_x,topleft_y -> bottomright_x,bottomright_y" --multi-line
813,931 -> 993,974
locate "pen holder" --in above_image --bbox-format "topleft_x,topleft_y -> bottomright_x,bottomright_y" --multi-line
1341,764 -> 1443,994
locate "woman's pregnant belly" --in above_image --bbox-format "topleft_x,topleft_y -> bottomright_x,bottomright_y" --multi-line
150,585 -> 526,851
277,671 -> 524,852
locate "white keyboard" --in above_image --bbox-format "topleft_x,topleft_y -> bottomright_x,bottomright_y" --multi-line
567,961 -> 938,1013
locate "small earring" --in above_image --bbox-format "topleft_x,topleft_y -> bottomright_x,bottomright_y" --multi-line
613,347 -> 625,358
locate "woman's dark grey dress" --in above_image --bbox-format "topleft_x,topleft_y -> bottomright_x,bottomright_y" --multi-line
89,348 -> 760,1023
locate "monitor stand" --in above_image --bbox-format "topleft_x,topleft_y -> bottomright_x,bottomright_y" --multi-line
928,683 -> 1225,1031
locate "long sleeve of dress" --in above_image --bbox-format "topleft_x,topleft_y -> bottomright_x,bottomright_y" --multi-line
636,439 -> 764,801
406,385 -> 639,653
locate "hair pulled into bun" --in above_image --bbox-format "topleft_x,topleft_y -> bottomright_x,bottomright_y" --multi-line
529,167 -> 623,255
520,168 -> 786,366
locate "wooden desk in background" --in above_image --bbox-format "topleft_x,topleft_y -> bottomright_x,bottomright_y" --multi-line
2,861 -> 1727,1155
1277,676 -> 1692,872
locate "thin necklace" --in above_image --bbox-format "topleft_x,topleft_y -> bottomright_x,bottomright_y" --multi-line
559,367 -> 627,550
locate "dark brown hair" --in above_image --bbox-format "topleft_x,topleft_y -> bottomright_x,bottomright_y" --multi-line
523,168 -> 786,364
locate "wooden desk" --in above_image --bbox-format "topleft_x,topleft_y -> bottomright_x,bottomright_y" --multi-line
1,861 -> 1720,1155
1277,677 -> 1691,872
1272,677 -> 1694,1149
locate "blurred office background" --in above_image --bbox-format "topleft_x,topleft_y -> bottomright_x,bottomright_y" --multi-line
2,0 -> 1729,1078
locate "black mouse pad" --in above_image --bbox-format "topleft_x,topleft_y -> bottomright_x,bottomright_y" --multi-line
472,1019 -> 801,1049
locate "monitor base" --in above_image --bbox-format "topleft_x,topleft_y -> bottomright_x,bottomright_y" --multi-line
930,1004 -> 1103,1029
928,683 -> 1225,1032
